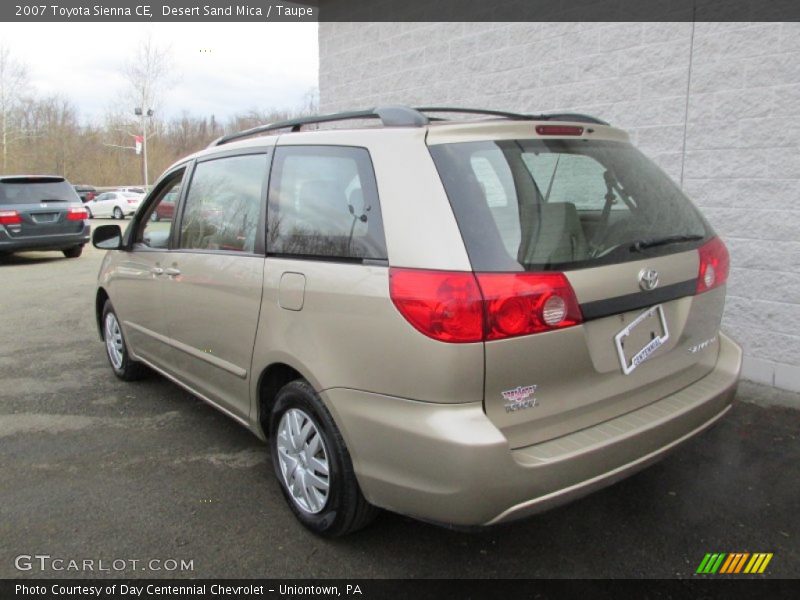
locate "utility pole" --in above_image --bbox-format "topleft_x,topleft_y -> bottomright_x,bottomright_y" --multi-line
134,107 -> 153,188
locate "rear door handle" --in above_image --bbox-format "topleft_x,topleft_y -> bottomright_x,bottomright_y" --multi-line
164,267 -> 181,276
151,267 -> 164,276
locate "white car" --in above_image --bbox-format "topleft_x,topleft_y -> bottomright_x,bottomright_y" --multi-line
85,191 -> 144,219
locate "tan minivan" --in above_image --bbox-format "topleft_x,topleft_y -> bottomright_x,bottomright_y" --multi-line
92,107 -> 741,536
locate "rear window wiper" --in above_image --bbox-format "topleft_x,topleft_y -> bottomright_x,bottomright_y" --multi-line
37,198 -> 70,203
630,234 -> 704,252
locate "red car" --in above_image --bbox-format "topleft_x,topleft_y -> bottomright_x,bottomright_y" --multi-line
151,190 -> 177,221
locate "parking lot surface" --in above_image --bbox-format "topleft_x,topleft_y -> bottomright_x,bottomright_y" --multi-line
1,243 -> 798,578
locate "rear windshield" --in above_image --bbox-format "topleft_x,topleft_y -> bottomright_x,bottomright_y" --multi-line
429,139 -> 711,271
0,180 -> 79,205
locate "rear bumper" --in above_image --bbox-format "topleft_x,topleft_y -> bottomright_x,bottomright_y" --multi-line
323,332 -> 742,527
0,224 -> 90,252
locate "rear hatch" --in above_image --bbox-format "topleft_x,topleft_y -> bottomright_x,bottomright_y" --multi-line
429,128 -> 729,449
0,176 -> 85,239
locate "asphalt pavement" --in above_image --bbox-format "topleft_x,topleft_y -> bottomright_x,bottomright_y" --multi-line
1,238 -> 798,579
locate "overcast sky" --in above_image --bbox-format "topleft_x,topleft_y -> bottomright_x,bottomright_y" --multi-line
0,22 -> 319,123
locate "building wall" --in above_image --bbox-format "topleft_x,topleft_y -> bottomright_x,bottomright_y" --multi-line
319,22 -> 800,392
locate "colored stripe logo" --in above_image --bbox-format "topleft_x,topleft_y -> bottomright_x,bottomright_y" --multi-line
696,553 -> 773,574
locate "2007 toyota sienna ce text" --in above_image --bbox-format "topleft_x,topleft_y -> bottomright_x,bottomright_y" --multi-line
92,106 -> 741,536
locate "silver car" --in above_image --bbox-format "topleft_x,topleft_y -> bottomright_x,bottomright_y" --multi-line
92,107 -> 741,536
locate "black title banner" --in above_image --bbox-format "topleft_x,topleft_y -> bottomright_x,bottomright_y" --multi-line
2,579 -> 800,600
5,1 -> 316,21
4,0 -> 800,22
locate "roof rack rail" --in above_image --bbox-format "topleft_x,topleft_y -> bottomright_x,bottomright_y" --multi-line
416,107 -> 608,126
418,107 -> 609,126
209,106 -> 610,147
210,105 -> 429,146
415,107 -> 536,120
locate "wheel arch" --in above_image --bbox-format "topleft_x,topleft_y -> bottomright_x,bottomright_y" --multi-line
95,287 -> 110,339
256,362 -> 307,438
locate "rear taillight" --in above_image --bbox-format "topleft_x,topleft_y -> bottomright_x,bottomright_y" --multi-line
696,236 -> 730,293
389,269 -> 484,342
127,199 -> 138,204
389,268 -> 583,343
67,206 -> 89,221
477,272 -> 583,340
0,210 -> 22,225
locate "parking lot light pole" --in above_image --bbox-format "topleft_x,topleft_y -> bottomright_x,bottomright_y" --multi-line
134,107 -> 154,189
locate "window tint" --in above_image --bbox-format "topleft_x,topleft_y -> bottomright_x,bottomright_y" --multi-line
0,179 -> 78,204
179,154 -> 267,253
138,171 -> 185,249
429,139 -> 709,271
522,153 -> 624,211
268,146 -> 387,261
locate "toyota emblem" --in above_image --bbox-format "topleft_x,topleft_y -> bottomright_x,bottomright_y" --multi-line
638,268 -> 659,291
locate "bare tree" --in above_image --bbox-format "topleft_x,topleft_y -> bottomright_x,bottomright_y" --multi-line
16,95 -> 81,177
124,33 -> 174,114
299,87 -> 319,115
123,33 -> 175,187
0,45 -> 30,172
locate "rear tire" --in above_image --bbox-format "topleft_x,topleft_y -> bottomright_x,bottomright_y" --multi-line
269,380 -> 378,537
113,207 -> 124,219
102,300 -> 146,381
62,245 -> 83,258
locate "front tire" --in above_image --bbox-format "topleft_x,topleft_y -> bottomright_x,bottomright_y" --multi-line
63,245 -> 83,258
269,380 -> 378,536
113,207 -> 124,219
102,301 -> 146,381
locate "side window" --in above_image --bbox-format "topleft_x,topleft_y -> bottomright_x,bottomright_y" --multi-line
179,154 -> 267,254
137,171 -> 185,249
268,146 -> 387,260
470,155 -> 508,208
522,153 -> 624,211
468,151 -> 521,257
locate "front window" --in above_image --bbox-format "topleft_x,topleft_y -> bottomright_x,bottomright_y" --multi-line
137,171 -> 185,249
429,139 -> 710,271
178,154 -> 267,254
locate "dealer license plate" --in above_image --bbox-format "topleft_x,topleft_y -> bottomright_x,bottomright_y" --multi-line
614,304 -> 669,375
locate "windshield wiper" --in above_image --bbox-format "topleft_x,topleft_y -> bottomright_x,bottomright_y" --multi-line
630,234 -> 704,252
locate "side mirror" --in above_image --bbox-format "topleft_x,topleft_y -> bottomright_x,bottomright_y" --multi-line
92,224 -> 123,250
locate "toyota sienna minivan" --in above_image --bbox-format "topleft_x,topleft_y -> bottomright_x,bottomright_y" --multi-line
92,106 -> 741,536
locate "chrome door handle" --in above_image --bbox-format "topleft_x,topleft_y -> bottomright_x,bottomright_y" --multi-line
151,267 -> 164,275
164,267 -> 181,276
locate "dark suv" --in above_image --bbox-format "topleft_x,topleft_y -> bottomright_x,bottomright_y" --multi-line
0,176 -> 90,258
